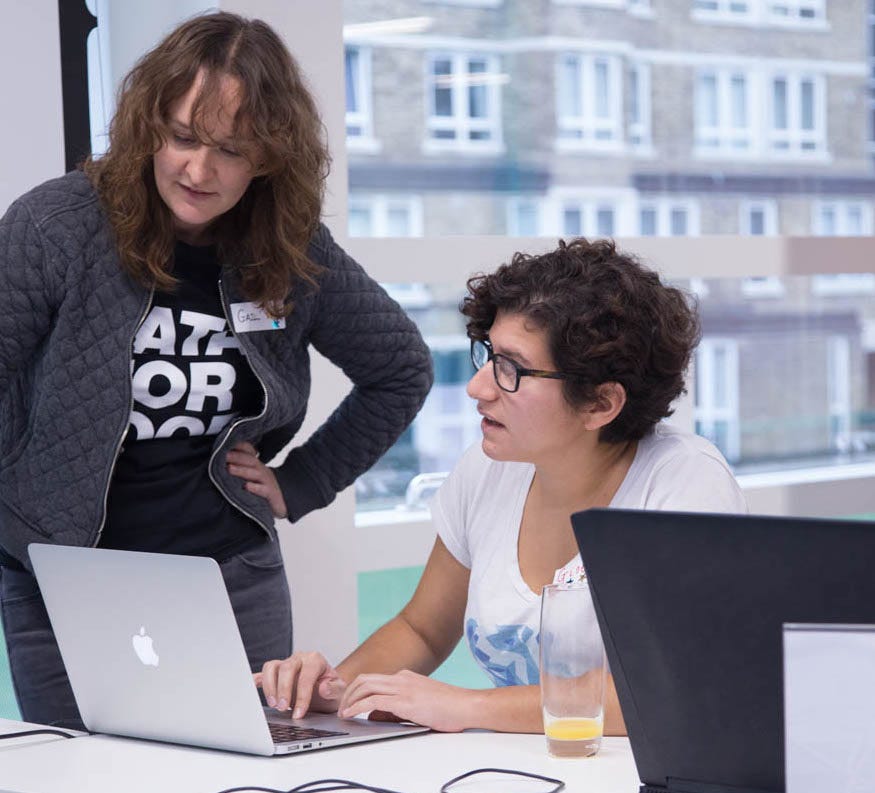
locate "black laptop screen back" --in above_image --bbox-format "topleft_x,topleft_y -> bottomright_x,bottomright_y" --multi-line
572,509 -> 875,793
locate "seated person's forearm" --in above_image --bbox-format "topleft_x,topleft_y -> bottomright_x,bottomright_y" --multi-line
337,612 -> 453,683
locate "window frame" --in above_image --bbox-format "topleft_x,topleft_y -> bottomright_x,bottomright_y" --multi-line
555,52 -> 624,152
424,51 -> 504,154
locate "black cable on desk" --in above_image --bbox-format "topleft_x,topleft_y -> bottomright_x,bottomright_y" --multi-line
0,729 -> 79,741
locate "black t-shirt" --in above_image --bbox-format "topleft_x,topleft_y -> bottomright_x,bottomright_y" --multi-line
101,242 -> 265,560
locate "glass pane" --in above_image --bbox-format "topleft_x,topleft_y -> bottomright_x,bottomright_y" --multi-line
348,206 -> 373,237
345,48 -> 359,113
595,60 -> 610,118
800,80 -> 815,131
749,208 -> 765,235
670,208 -> 688,236
596,207 -> 614,236
773,78 -> 788,130
387,206 -> 411,236
357,274 -> 875,514
730,75 -> 747,128
563,207 -> 583,235
640,207 -> 657,235
344,1 -> 872,238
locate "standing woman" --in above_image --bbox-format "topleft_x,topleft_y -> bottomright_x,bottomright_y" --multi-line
0,12 -> 432,728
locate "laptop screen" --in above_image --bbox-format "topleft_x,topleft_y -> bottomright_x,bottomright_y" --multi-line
572,508 -> 875,793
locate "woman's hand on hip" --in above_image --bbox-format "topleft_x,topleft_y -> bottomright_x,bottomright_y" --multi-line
338,670 -> 473,732
255,651 -> 346,718
226,442 -> 288,518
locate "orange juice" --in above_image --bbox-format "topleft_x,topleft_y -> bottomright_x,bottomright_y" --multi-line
544,717 -> 603,757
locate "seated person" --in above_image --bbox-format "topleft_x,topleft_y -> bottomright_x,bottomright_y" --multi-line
257,237 -> 747,734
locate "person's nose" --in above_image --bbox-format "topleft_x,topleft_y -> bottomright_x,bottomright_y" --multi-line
185,145 -> 215,186
466,362 -> 498,401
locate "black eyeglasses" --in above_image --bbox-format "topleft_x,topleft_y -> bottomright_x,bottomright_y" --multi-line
470,338 -> 571,393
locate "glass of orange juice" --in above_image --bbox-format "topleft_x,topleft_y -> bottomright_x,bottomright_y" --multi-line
540,582 -> 607,758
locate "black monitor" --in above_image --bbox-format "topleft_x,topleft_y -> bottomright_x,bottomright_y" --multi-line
572,508 -> 875,793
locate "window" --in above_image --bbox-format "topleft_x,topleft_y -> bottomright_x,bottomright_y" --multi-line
628,62 -> 651,149
740,200 -> 778,235
768,74 -> 825,156
348,195 -> 424,237
561,200 -> 617,238
813,201 -> 873,236
506,197 -> 544,236
695,338 -> 741,463
556,53 -> 623,149
826,335 -> 852,452
426,52 -> 503,152
638,198 -> 700,236
692,0 -> 754,21
695,69 -> 753,154
345,46 -> 378,150
767,0 -> 825,25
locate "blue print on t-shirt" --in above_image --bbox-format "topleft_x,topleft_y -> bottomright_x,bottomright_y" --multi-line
466,618 -> 540,687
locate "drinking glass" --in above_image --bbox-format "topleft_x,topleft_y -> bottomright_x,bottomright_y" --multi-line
539,582 -> 607,758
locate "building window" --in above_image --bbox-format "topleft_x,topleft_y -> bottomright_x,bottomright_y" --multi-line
628,62 -> 652,149
507,197 -> 544,236
767,0 -> 825,24
826,335 -> 852,452
556,53 -> 623,149
426,52 -> 503,152
768,74 -> 825,156
349,195 -> 424,237
812,201 -> 873,236
740,200 -> 778,235
561,200 -> 617,238
345,46 -> 377,149
695,338 -> 740,463
692,0 -> 754,21
638,198 -> 700,236
695,69 -> 753,153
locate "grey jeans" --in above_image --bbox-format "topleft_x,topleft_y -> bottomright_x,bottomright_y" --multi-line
0,539 -> 293,730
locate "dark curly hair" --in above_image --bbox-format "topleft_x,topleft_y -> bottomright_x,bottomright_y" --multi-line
83,11 -> 330,317
461,238 -> 701,444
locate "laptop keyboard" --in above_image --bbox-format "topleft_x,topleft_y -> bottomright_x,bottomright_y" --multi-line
268,723 -> 349,744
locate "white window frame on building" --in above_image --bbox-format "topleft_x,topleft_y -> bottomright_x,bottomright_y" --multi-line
628,61 -> 652,152
766,0 -> 826,26
348,194 -> 424,237
556,52 -> 624,151
694,67 -> 756,156
812,200 -> 874,236
691,0 -> 756,23
740,199 -> 778,235
767,72 -> 826,158
552,0 -> 653,12
694,337 -> 741,464
826,334 -> 852,452
638,197 -> 701,236
506,196 -> 545,236
424,51 -> 504,154
345,46 -> 379,153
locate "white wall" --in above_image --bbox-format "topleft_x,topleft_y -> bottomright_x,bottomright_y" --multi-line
0,0 -> 64,212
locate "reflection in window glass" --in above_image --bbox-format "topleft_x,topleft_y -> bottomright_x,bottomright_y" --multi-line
343,1 -> 871,236
356,275 -> 875,514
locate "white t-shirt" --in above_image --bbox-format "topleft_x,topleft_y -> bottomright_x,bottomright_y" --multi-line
431,423 -> 747,688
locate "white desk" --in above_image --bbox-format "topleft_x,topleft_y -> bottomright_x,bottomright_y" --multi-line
0,718 -> 640,793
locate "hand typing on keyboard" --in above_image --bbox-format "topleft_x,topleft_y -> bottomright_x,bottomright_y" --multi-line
255,651 -> 346,719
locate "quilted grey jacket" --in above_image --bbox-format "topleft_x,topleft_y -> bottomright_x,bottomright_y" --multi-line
0,171 -> 433,569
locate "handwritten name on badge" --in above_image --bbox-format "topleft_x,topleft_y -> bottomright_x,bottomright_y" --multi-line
553,562 -> 587,586
230,302 -> 286,333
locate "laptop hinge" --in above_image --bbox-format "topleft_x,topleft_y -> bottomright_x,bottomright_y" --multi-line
642,778 -> 777,793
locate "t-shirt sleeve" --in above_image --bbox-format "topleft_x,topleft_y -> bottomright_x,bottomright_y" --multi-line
645,450 -> 748,514
430,444 -> 487,569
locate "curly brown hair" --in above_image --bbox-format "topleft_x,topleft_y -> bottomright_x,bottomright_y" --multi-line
82,11 -> 330,316
461,238 -> 701,443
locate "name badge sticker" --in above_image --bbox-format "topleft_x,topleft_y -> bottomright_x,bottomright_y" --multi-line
230,302 -> 286,333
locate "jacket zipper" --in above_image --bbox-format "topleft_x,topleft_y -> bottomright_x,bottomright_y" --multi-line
93,286 -> 154,547
208,278 -> 272,537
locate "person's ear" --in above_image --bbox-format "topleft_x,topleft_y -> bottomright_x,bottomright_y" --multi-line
579,382 -> 627,431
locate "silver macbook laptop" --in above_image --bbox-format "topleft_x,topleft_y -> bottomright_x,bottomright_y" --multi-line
28,543 -> 429,756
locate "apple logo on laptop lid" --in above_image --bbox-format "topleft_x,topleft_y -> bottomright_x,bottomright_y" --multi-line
132,626 -> 160,667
